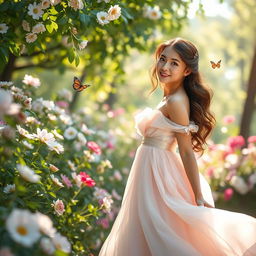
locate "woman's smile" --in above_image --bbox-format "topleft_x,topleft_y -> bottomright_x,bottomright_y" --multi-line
159,71 -> 171,77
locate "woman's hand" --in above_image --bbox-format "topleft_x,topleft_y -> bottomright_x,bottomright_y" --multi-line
196,196 -> 215,208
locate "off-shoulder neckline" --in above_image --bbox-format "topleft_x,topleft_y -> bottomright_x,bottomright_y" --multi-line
155,108 -> 196,128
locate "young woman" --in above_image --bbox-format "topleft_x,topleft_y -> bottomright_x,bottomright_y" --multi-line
99,38 -> 256,256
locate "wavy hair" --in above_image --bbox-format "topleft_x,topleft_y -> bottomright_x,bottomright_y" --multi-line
148,37 -> 216,156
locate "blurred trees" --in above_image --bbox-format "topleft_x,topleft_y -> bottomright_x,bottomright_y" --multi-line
0,0 -> 203,110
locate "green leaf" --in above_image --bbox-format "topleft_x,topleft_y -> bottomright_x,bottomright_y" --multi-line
52,21 -> 58,31
68,49 -> 75,63
46,23 -> 54,33
46,21 -> 58,33
49,191 -> 57,198
42,12 -> 49,21
49,7 -> 58,15
79,13 -> 90,25
0,47 -> 9,64
49,15 -> 57,21
122,8 -> 134,20
75,54 -> 80,66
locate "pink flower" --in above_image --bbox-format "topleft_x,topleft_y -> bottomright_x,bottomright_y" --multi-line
52,199 -> 65,216
97,218 -> 109,229
224,188 -> 233,201
205,167 -> 215,178
223,115 -> 235,124
87,141 -> 101,155
79,172 -> 96,187
0,119 -> 6,126
56,101 -> 69,109
107,108 -> 125,118
227,136 -> 245,151
106,141 -> 115,149
248,136 -> 256,143
129,150 -> 135,158
61,174 -> 72,188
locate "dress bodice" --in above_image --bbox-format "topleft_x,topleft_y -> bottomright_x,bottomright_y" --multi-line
134,107 -> 199,150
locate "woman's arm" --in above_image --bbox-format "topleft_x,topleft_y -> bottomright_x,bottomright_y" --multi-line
165,98 -> 214,208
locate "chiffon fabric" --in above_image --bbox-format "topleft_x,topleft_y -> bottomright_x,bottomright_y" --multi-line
98,106 -> 256,256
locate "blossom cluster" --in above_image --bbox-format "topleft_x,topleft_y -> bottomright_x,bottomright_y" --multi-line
143,5 -> 162,20
5,208 -> 70,254
96,5 -> 122,25
198,133 -> 256,202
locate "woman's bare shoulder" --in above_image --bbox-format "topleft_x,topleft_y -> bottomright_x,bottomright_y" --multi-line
165,91 -> 190,124
166,91 -> 189,108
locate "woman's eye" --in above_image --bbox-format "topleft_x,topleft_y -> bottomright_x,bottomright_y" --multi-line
172,62 -> 178,66
159,57 -> 165,61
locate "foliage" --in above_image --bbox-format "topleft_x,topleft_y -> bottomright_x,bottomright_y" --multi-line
0,0 -> 204,89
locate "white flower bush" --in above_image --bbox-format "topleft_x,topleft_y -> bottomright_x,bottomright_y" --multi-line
0,76 -> 131,255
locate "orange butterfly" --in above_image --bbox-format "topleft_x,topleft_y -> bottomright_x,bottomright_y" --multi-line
72,76 -> 91,92
210,60 -> 221,69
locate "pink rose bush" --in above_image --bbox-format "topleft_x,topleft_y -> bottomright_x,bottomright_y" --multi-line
198,135 -> 256,211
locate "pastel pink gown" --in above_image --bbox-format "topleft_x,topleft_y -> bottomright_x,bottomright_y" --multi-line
98,106 -> 256,256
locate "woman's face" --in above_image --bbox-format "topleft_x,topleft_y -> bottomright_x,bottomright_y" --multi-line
156,45 -> 190,86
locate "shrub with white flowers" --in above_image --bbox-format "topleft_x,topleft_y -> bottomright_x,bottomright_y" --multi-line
0,77 -> 133,255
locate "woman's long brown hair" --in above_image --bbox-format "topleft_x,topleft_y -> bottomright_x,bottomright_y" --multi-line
148,37 -> 216,156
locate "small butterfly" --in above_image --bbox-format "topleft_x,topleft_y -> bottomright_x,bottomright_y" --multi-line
72,76 -> 91,92
210,60 -> 221,69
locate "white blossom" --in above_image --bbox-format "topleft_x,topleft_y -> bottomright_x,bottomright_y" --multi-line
32,23 -> 46,34
143,5 -> 162,20
3,184 -> 15,194
0,23 -> 8,34
107,5 -> 121,21
16,125 -> 35,139
68,0 -> 84,10
51,232 -> 71,253
77,132 -> 87,145
50,174 -> 64,187
230,175 -> 249,195
33,128 -> 55,145
40,237 -> 56,255
28,2 -> 44,20
17,164 -> 41,183
47,141 -> 64,154
50,0 -> 61,5
64,127 -> 78,140
6,209 -> 41,247
102,196 -> 113,213
78,40 -> 88,50
97,11 -> 110,25
25,33 -> 37,43
22,74 -> 41,87
58,88 -> 73,102
35,212 -> 56,237
22,140 -> 34,149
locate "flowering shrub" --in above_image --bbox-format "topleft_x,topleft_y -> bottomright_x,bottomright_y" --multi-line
198,133 -> 256,215
0,77 -> 133,255
0,0 -> 196,80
